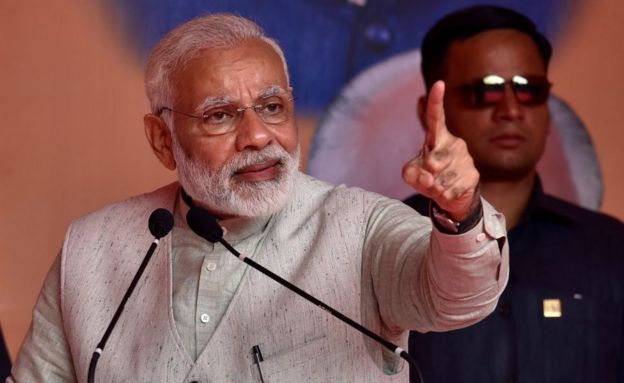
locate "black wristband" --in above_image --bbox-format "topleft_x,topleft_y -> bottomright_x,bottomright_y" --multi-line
430,198 -> 483,234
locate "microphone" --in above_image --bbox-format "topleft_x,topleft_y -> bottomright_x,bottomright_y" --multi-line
87,208 -> 174,383
186,206 -> 424,382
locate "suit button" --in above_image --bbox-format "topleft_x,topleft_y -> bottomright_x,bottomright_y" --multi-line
499,302 -> 512,317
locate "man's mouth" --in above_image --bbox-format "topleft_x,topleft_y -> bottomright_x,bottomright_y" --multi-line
233,159 -> 282,182
489,133 -> 526,149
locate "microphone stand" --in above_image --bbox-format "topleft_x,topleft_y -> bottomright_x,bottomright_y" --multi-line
186,206 -> 424,383
87,208 -> 173,383
87,239 -> 160,383
221,238 -> 421,368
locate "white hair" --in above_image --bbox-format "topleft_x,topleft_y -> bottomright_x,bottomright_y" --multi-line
144,13 -> 290,115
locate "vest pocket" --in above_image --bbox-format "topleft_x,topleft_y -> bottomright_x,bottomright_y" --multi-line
250,334 -> 330,380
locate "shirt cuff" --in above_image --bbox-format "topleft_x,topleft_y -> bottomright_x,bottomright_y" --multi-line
430,197 -> 506,254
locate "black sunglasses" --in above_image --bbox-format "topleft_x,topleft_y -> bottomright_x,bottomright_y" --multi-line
457,74 -> 552,108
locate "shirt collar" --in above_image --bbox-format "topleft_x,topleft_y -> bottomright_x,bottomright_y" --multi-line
518,176 -> 578,227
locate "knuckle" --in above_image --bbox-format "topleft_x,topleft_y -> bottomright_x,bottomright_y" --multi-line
436,171 -> 457,187
432,148 -> 449,161
457,138 -> 468,151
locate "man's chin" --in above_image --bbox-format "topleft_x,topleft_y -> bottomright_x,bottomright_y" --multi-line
478,165 -> 536,182
230,176 -> 282,193
222,197 -> 288,218
237,178 -> 296,217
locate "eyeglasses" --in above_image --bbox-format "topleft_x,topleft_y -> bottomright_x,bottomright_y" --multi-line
457,74 -> 551,108
158,90 -> 294,136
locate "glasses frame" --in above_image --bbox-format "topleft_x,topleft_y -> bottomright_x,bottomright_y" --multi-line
456,74 -> 552,109
157,90 -> 294,136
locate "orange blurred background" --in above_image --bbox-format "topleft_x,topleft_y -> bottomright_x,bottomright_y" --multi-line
1,0 -> 622,357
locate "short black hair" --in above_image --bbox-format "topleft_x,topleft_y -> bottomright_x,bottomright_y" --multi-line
421,5 -> 552,89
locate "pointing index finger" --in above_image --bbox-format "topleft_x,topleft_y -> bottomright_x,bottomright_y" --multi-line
424,80 -> 447,151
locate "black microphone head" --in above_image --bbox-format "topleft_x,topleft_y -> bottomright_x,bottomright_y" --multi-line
148,208 -> 174,239
186,206 -> 223,243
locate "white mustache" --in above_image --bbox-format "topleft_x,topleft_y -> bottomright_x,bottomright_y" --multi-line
229,146 -> 291,175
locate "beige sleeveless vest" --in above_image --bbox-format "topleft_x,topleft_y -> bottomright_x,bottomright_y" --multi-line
60,181 -> 407,382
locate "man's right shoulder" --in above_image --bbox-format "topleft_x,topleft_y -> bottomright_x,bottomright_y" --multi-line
70,182 -> 179,229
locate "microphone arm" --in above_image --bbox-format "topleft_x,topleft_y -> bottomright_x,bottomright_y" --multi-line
186,206 -> 424,382
220,238 -> 416,362
87,208 -> 174,383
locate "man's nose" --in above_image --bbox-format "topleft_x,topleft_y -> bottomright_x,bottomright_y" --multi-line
234,108 -> 274,151
494,84 -> 524,120
493,85 -> 524,121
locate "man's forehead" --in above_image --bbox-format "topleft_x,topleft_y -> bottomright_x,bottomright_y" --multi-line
184,39 -> 283,72
443,30 -> 546,79
170,40 -> 289,110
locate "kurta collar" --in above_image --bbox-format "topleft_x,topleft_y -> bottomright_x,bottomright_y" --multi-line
174,188 -> 272,244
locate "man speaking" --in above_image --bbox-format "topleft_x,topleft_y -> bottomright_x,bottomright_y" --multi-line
9,14 -> 507,382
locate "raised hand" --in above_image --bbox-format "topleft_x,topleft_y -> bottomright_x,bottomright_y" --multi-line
402,81 -> 480,221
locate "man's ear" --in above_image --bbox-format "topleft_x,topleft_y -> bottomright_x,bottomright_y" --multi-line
417,95 -> 428,132
144,113 -> 177,170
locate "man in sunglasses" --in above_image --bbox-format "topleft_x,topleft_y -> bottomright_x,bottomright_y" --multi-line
406,5 -> 624,383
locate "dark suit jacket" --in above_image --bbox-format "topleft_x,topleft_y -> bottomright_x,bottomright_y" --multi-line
406,180 -> 624,383
1,325 -> 11,380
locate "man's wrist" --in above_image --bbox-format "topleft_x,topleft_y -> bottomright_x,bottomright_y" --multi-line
430,198 -> 483,234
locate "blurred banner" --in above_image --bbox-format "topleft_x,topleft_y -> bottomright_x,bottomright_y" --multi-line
2,0 -> 623,361
104,0 -> 576,113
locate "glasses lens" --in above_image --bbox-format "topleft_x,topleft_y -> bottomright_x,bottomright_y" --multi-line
477,84 -> 505,106
460,83 -> 505,108
257,95 -> 292,124
474,74 -> 506,107
200,104 -> 239,135
512,76 -> 551,105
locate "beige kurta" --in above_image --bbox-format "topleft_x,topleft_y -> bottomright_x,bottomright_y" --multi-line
9,172 -> 508,382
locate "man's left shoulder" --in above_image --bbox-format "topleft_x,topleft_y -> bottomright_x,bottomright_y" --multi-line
541,193 -> 624,234
296,172 -> 393,205
293,173 -> 414,223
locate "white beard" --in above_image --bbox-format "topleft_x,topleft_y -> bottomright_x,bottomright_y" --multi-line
172,136 -> 300,218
